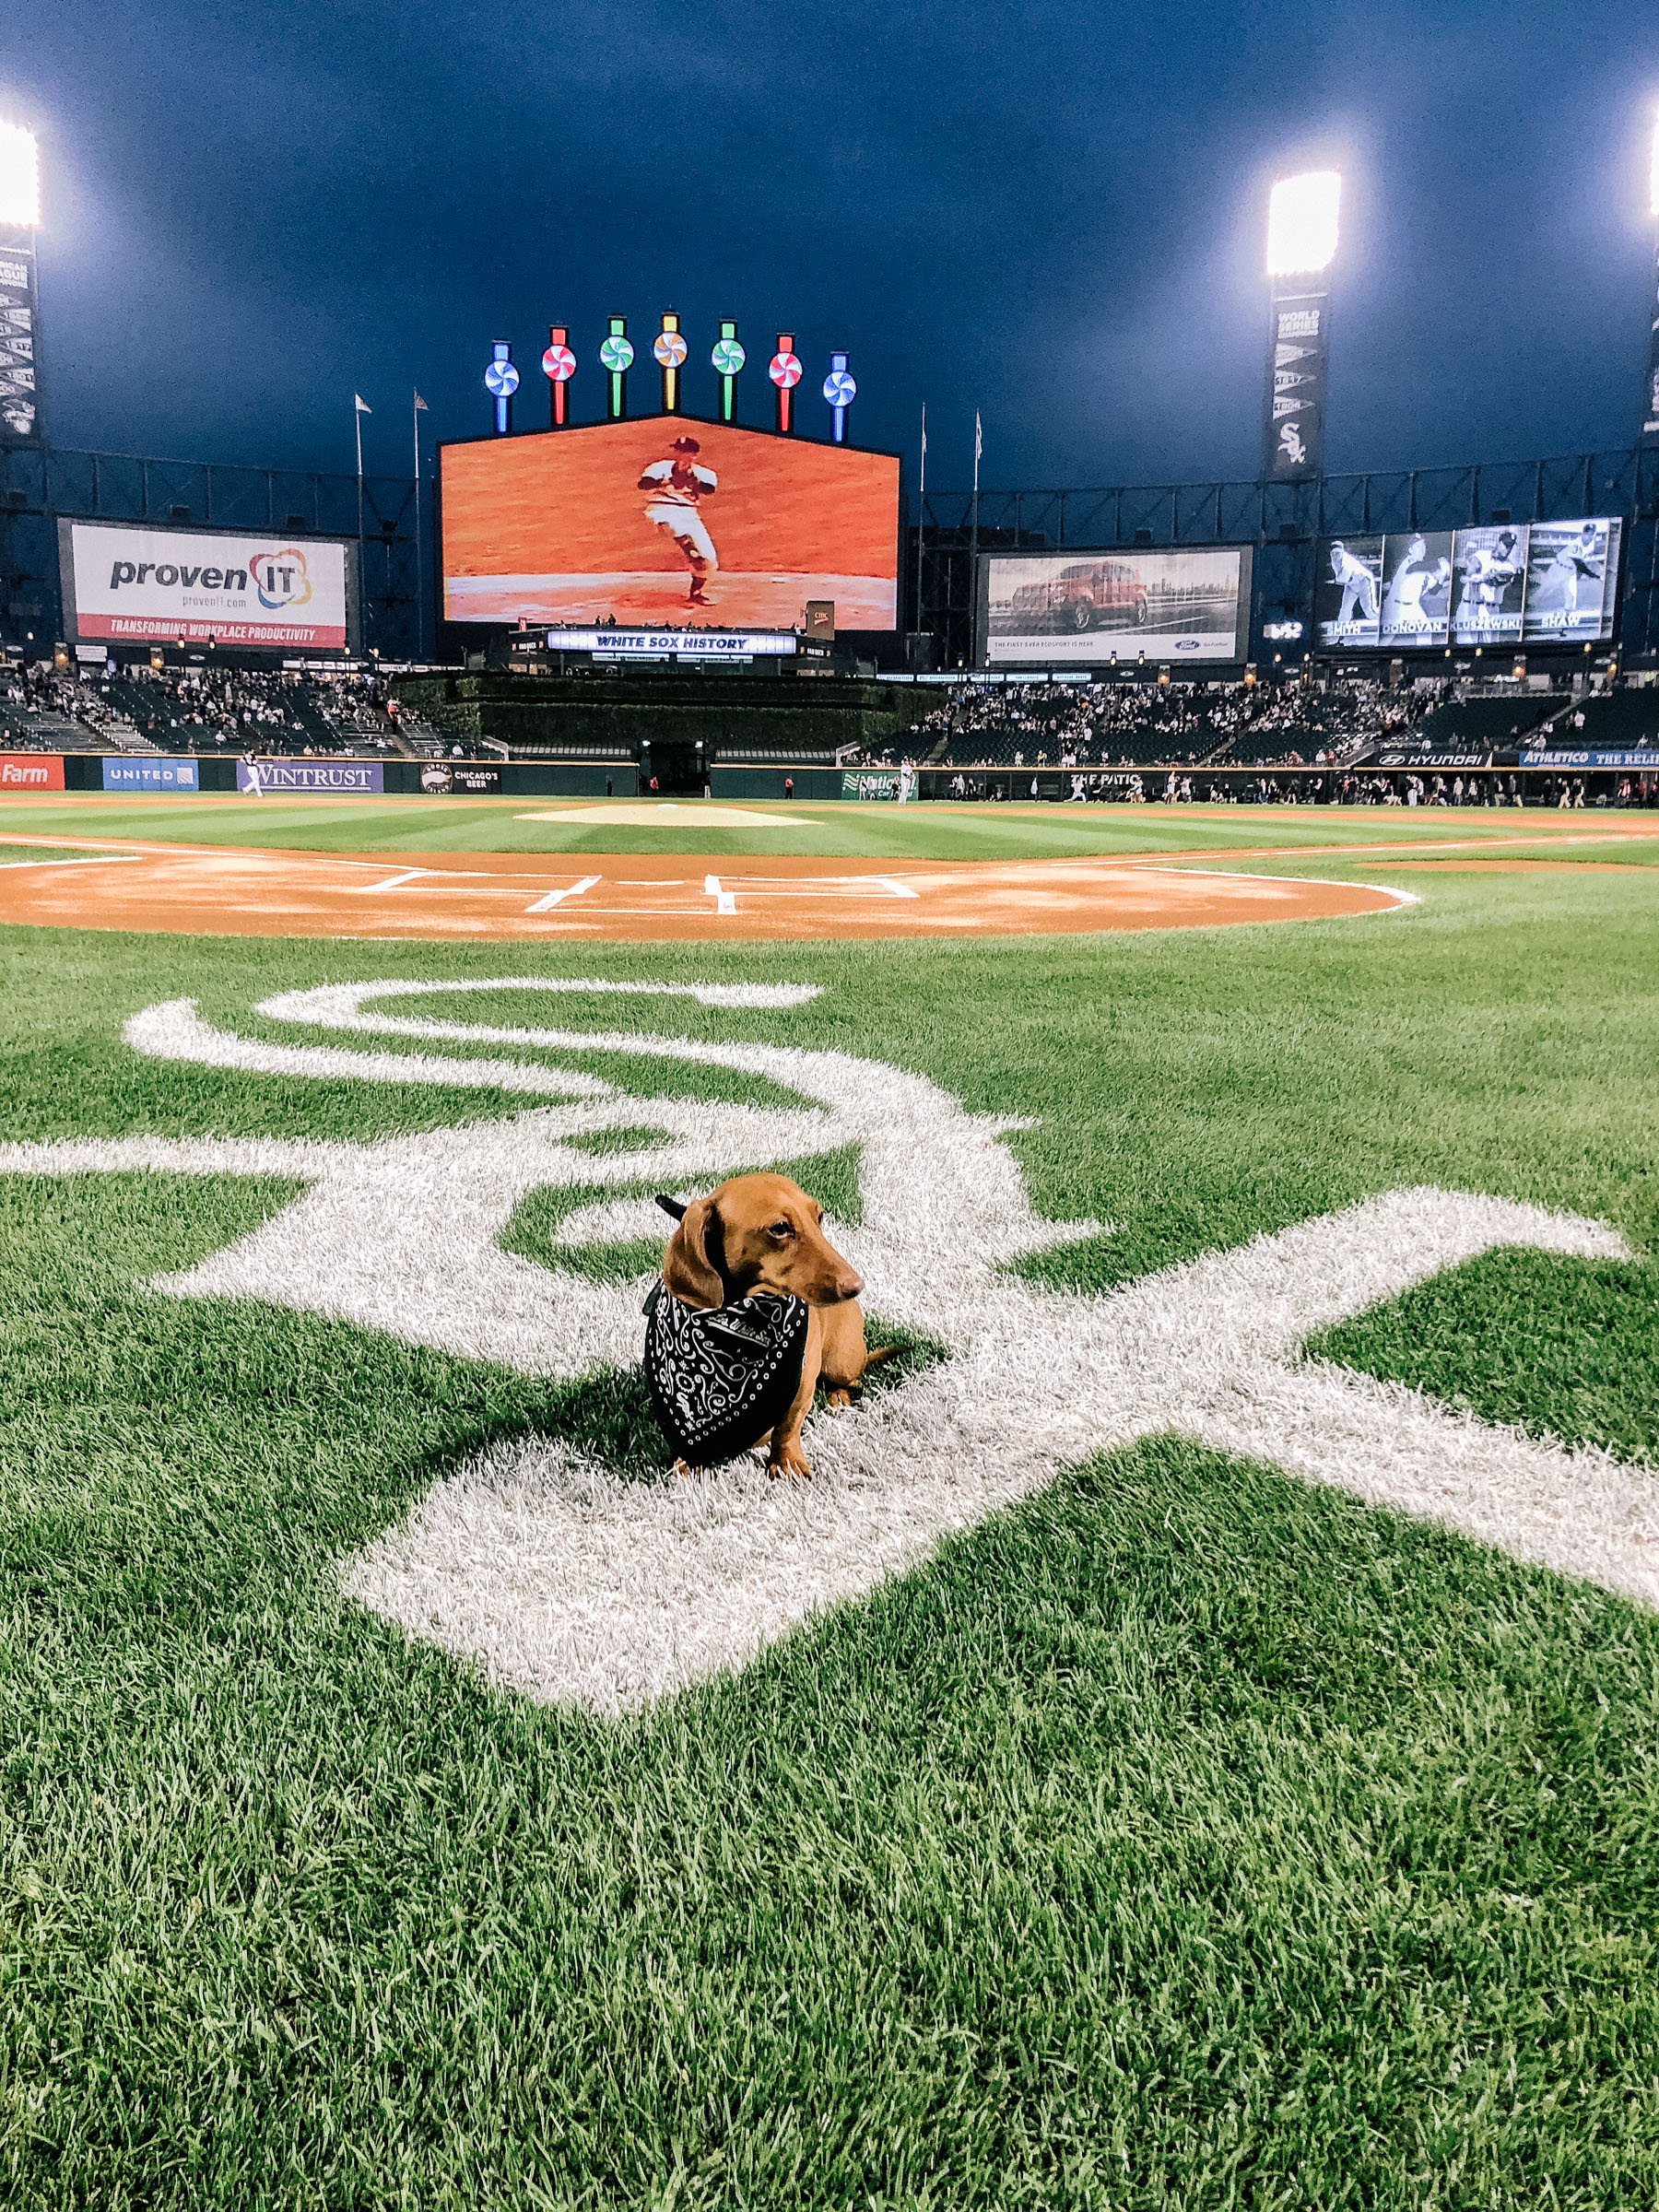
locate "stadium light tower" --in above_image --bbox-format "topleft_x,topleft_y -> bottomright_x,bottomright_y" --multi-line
1642,113 -> 1659,444
1262,169 -> 1339,483
0,118 -> 42,444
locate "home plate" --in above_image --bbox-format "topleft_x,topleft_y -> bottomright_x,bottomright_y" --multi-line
517,805 -> 822,828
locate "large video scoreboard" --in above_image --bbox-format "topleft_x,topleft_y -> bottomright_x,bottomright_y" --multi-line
1315,519 -> 1623,652
440,418 -> 900,632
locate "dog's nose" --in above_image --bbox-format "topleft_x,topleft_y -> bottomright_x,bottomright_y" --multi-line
838,1270 -> 864,1301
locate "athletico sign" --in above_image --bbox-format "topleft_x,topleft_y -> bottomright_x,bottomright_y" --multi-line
0,753 -> 65,791
62,522 -> 351,651
236,758 -> 383,794
1520,748 -> 1659,771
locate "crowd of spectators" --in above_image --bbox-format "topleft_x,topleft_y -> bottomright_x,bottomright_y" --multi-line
888,676 -> 1440,772
0,659 -> 407,756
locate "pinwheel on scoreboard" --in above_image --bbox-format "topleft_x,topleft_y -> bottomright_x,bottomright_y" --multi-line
598,317 -> 634,420
653,312 -> 688,414
483,342 -> 519,436
769,332 -> 803,435
712,320 -> 746,424
540,325 -> 576,429
822,351 -> 856,445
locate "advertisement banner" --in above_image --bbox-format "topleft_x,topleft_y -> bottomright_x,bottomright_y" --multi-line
236,758 -> 383,794
1520,519 -> 1622,645
1315,536 -> 1383,650
1375,748 -> 1493,769
418,761 -> 502,794
543,628 -> 796,658
441,418 -> 900,631
63,521 -> 351,650
1262,288 -> 1329,481
0,752 -> 64,791
0,238 -> 41,444
841,769 -> 900,799
100,756 -> 199,792
982,546 -> 1251,666
1519,747 -> 1659,771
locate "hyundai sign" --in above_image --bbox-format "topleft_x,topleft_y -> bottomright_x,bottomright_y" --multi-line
60,522 -> 354,652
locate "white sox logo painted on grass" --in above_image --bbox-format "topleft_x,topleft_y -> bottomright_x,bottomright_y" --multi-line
0,977 -> 1651,1718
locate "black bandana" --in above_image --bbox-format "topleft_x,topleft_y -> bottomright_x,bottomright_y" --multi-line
642,1281 -> 809,1468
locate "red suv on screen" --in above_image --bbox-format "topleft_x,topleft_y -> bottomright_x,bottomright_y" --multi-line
1011,559 -> 1150,634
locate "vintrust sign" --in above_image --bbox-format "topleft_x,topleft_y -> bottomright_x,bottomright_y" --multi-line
59,521 -> 353,651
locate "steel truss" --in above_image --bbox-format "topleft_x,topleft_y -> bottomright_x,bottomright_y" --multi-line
910,447 -> 1659,671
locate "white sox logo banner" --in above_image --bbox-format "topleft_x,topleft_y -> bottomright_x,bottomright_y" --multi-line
0,976 -> 1650,1717
1263,290 -> 1330,482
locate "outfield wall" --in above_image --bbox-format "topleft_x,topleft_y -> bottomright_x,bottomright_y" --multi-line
7,753 -> 1654,806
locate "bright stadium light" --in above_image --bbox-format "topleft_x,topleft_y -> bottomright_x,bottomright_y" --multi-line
0,119 -> 41,228
1265,171 -> 1341,276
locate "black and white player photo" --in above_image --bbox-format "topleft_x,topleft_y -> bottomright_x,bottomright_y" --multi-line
1315,535 -> 1382,648
1379,531 -> 1453,645
1522,519 -> 1613,641
1451,524 -> 1525,644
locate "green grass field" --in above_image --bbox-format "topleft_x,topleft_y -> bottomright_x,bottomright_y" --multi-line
2,806 -> 1658,2206
6,791 -> 1659,864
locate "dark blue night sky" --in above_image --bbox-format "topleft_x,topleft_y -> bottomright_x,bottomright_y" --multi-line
17,1 -> 1659,492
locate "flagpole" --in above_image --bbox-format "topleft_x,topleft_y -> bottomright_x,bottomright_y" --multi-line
354,394 -> 372,659
913,403 -> 926,665
971,411 -> 982,666
412,391 -> 423,664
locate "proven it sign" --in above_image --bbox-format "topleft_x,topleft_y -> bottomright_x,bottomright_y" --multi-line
62,521 -> 351,651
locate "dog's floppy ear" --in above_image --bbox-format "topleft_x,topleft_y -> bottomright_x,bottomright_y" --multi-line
663,1194 -> 724,1309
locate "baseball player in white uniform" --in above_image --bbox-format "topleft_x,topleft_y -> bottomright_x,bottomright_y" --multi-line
638,435 -> 719,606
1452,531 -> 1519,637
1327,542 -> 1378,629
1381,537 -> 1450,634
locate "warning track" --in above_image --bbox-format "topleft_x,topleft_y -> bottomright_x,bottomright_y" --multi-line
0,837 -> 1412,941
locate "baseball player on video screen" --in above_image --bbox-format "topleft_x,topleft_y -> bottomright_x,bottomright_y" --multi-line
638,434 -> 720,606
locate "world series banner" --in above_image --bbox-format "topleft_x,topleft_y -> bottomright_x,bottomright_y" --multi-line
0,236 -> 41,444
1263,288 -> 1330,481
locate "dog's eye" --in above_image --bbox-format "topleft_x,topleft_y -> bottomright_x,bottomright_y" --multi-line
769,1220 -> 794,1240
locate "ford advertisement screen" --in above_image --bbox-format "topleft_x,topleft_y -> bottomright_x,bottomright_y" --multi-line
982,546 -> 1252,665
440,418 -> 900,631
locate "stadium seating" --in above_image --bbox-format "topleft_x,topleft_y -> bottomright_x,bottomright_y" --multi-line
1403,694 -> 1568,752
1538,689 -> 1659,749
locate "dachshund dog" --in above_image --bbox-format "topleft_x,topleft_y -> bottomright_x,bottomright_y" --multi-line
660,1172 -> 889,1479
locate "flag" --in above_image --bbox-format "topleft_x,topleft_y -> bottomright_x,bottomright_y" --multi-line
355,394 -> 372,414
920,404 -> 927,457
413,391 -> 429,412
974,411 -> 982,463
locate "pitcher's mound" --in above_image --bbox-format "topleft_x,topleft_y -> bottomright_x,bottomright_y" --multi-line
517,804 -> 821,829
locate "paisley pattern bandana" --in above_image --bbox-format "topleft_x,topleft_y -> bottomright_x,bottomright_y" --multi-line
642,1281 -> 810,1468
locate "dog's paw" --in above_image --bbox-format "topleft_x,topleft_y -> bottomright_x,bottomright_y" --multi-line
767,1444 -> 811,1481
825,1387 -> 853,1410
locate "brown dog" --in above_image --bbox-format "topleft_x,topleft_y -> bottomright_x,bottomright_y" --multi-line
662,1172 -> 888,1478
